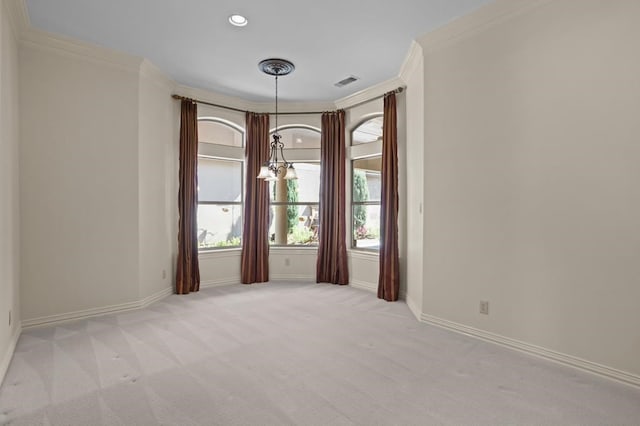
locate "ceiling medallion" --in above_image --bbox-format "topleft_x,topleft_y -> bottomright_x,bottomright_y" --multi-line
258,59 -> 295,77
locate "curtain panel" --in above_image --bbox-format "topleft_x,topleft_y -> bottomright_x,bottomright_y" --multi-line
316,110 -> 349,285
378,92 -> 400,301
241,112 -> 271,284
176,99 -> 201,294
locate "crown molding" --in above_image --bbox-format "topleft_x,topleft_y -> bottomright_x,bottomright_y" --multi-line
139,59 -> 175,91
418,0 -> 553,53
273,100 -> 335,114
334,76 -> 405,110
3,0 -> 29,38
398,41 -> 423,84
175,84 -> 335,115
20,27 -> 143,74
174,84 -> 262,113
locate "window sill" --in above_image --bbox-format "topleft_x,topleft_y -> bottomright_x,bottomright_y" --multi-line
270,245 -> 318,249
270,246 -> 318,255
198,248 -> 242,259
348,249 -> 379,260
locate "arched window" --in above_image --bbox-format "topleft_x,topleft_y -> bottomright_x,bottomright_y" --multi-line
352,115 -> 383,145
198,118 -> 244,147
350,116 -> 383,250
268,126 -> 321,246
197,118 -> 244,250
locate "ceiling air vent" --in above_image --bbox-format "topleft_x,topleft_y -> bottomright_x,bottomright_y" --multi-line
334,75 -> 359,87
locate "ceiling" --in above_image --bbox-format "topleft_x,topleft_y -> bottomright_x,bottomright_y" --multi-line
24,0 -> 492,103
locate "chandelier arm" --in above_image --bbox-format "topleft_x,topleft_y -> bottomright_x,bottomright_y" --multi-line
269,142 -> 278,172
278,143 -> 289,167
273,135 -> 280,166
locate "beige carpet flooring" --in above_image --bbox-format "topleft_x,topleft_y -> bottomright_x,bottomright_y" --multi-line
1,281 -> 639,425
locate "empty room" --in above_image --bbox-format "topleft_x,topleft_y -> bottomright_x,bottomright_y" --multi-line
1,0 -> 639,424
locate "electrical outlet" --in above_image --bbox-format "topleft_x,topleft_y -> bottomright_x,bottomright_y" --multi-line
480,301 -> 489,315
162,269 -> 166,279
284,258 -> 290,267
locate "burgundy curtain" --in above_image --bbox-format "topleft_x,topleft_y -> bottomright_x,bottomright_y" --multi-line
241,112 -> 270,284
378,92 -> 400,301
316,110 -> 349,285
176,99 -> 200,294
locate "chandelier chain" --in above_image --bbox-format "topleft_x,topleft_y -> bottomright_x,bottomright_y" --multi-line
257,58 -> 297,181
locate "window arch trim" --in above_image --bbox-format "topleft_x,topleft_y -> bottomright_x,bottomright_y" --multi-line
269,124 -> 321,134
198,116 -> 245,134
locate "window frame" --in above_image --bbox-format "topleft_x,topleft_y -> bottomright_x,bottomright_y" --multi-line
351,155 -> 382,252
350,115 -> 383,252
197,118 -> 245,251
268,126 -> 321,247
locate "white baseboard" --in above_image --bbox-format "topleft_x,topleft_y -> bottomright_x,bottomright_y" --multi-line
406,296 -> 421,321
349,279 -> 377,293
0,323 -> 22,387
200,278 -> 239,288
201,277 -> 319,287
141,287 -> 173,306
22,286 -> 173,329
350,280 -> 412,303
420,313 -> 640,388
269,274 -> 315,281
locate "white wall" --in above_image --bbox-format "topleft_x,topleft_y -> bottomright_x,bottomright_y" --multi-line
17,34 -> 182,324
0,0 -> 21,383
138,61 -> 177,300
269,248 -> 317,281
401,43 -> 424,317
419,0 -> 640,378
19,42 -> 141,322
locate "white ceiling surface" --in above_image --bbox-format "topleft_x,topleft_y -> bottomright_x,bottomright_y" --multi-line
24,0 -> 492,103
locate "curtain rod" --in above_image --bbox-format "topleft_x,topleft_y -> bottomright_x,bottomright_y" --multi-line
171,86 -> 404,115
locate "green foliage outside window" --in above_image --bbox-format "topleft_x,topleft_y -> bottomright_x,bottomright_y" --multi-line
272,179 -> 300,235
213,236 -> 242,248
286,179 -> 299,234
353,170 -> 369,228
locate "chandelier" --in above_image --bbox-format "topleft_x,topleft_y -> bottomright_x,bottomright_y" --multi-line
257,58 -> 298,181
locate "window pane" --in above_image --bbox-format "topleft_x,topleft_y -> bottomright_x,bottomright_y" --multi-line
197,204 -> 242,249
198,120 -> 243,147
269,163 -> 320,203
352,157 -> 381,202
352,204 -> 380,250
268,204 -> 319,246
198,158 -> 242,202
276,127 -> 320,149
352,116 -> 383,145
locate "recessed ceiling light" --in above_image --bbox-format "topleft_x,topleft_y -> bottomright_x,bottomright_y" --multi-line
228,14 -> 248,27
